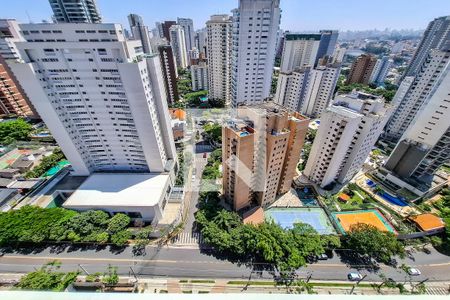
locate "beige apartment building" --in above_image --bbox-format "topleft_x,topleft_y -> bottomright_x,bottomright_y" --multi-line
222,103 -> 309,211
346,53 -> 377,85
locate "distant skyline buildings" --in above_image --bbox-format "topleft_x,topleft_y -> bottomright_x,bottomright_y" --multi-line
4,1 -> 449,32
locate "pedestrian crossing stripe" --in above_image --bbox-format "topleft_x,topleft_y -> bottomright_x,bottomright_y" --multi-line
171,232 -> 204,245
426,287 -> 449,295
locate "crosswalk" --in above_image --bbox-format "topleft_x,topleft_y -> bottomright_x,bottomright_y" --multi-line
426,287 -> 449,295
170,232 -> 204,245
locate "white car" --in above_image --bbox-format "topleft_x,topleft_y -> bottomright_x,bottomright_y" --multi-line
347,272 -> 363,281
407,268 -> 421,276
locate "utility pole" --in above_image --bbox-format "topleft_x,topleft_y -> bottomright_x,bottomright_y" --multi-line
350,274 -> 367,295
78,264 -> 90,276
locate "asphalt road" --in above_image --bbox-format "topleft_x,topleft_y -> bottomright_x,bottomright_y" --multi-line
0,243 -> 449,282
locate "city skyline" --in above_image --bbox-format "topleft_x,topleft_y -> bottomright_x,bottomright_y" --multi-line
2,0 -> 450,31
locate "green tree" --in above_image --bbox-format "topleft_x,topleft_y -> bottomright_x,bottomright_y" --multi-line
0,118 -> 32,145
17,262 -> 79,292
25,147 -> 66,178
203,123 -> 222,145
344,223 -> 405,263
110,230 -> 132,246
102,265 -> 119,285
107,213 -> 131,234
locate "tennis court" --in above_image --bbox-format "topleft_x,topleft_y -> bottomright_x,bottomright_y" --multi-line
265,207 -> 336,234
332,209 -> 396,234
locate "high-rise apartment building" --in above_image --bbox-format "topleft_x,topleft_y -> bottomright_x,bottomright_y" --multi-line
231,0 -> 281,106
316,30 -> 338,66
128,14 -> 152,54
169,25 -> 188,69
48,0 -> 102,23
195,28 -> 207,58
346,54 -> 378,85
370,56 -> 392,86
206,14 -> 232,104
161,21 -> 177,42
158,45 -> 179,105
9,23 -> 176,176
177,18 -> 195,53
222,103 -> 309,210
385,48 -> 450,142
275,63 -> 340,117
191,61 -> 208,91
0,19 -> 37,118
384,53 -> 450,188
404,16 -> 450,77
304,91 -> 392,188
155,22 -> 164,38
280,33 -> 321,72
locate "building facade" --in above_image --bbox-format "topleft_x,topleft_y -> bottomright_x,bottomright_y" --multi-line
385,48 -> 450,142
275,63 -> 340,117
169,25 -> 188,69
195,28 -> 207,58
280,33 -> 321,72
346,54 -> 378,85
231,0 -> 281,106
177,18 -> 195,53
190,61 -> 208,91
0,19 -> 37,118
161,21 -> 177,42
206,14 -> 232,104
9,23 -> 176,176
222,103 -> 309,210
304,91 -> 392,188
316,30 -> 338,66
49,0 -> 102,23
370,56 -> 392,86
128,14 -> 152,54
158,45 -> 179,105
384,52 -> 450,186
404,16 -> 450,77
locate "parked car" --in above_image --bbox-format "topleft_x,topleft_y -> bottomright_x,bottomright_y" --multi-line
407,268 -> 421,276
317,253 -> 329,260
387,258 -> 398,267
347,272 -> 363,281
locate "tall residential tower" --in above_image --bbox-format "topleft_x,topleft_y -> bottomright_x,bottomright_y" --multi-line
49,0 -> 102,23
231,0 -> 281,106
206,14 -> 232,104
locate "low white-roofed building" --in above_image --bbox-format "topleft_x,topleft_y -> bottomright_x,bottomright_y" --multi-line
63,173 -> 172,223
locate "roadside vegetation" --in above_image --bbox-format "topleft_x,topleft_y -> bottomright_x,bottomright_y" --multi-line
16,261 -> 79,291
202,123 -> 222,146
298,128 -> 316,172
25,147 -> 65,178
427,188 -> 450,254
0,206 -> 152,247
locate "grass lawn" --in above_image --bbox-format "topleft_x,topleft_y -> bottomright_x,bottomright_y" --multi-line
334,189 -> 376,211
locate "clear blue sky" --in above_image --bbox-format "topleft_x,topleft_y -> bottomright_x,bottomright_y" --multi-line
2,0 -> 450,31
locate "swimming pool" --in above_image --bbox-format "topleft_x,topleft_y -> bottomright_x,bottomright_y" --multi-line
378,191 -> 408,207
265,207 -> 336,234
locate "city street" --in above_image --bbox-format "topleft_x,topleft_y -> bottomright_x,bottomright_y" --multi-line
0,242 -> 449,282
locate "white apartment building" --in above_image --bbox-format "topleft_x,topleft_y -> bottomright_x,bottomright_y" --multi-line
404,16 -> 450,77
169,25 -> 188,69
9,23 -> 176,177
49,0 -> 102,24
280,33 -> 321,72
195,28 -> 207,58
274,64 -> 340,117
370,56 -> 392,86
304,91 -> 392,188
206,14 -> 232,104
191,61 -> 208,91
385,49 -> 450,142
384,53 -> 450,186
231,0 -> 281,106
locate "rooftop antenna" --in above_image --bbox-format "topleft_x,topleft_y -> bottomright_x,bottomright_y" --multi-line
25,10 -> 32,23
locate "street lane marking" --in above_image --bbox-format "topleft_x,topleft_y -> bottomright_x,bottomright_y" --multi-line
0,255 -> 231,265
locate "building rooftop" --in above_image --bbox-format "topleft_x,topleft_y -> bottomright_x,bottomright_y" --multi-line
410,213 -> 445,232
63,173 -> 170,208
285,33 -> 321,41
